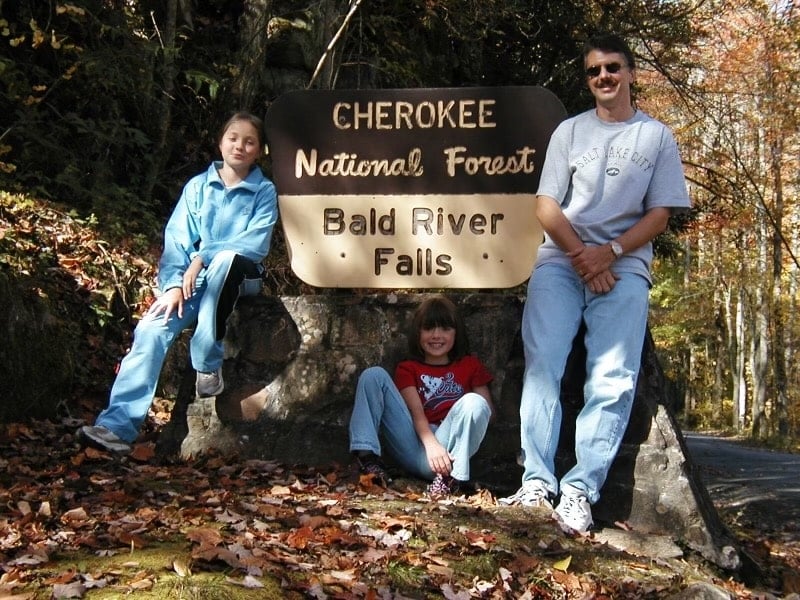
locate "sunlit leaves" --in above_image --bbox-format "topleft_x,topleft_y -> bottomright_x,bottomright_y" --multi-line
643,0 -> 800,435
56,4 -> 87,17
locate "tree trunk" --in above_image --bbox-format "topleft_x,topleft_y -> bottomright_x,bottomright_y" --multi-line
734,286 -> 747,431
237,1 -> 272,112
788,204 -> 799,435
769,136 -> 789,437
750,217 -> 769,439
142,0 -> 178,204
711,232 -> 725,417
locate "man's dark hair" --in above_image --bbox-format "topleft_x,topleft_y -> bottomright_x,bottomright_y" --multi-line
583,33 -> 636,70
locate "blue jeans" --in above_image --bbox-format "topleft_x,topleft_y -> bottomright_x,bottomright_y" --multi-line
349,366 -> 491,482
519,263 -> 649,503
96,250 -> 261,442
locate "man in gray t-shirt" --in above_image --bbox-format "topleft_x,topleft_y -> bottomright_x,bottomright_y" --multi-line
499,33 -> 691,533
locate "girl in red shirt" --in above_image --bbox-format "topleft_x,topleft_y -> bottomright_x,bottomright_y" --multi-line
348,296 -> 495,497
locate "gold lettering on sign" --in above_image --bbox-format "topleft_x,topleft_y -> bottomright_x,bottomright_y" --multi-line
332,99 -> 497,130
295,148 -> 424,178
443,146 -> 537,176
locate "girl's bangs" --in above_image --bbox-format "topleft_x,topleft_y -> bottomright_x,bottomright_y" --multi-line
421,302 -> 456,329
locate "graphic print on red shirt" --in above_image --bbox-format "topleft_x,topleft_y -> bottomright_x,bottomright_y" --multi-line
394,355 -> 493,424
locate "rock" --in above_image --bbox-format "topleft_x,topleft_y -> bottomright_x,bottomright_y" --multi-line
665,582 -> 734,600
592,529 -> 683,559
157,292 -> 745,572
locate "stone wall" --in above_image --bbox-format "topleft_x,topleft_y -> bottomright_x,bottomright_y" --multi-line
160,293 -> 525,466
156,292 -> 744,571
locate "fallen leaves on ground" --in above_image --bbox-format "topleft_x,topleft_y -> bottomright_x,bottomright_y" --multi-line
0,418 -> 796,599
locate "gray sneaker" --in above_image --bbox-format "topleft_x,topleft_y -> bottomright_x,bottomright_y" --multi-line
196,368 -> 224,397
498,479 -> 553,509
77,425 -> 131,454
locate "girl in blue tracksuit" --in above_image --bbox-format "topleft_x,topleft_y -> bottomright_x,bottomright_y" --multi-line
79,111 -> 278,453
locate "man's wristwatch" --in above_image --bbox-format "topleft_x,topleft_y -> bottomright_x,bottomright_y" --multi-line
610,240 -> 624,258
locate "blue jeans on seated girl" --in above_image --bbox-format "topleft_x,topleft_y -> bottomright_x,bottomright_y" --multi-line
349,366 -> 491,482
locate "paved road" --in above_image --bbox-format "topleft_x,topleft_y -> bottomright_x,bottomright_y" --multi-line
684,432 -> 800,522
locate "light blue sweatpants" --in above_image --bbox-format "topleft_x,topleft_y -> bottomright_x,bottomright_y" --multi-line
96,250 -> 261,442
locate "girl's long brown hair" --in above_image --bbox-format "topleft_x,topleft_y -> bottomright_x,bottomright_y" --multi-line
407,296 -> 470,362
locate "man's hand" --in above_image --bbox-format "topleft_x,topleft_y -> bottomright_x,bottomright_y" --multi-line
568,245 -> 619,293
586,269 -> 620,294
147,287 -> 184,321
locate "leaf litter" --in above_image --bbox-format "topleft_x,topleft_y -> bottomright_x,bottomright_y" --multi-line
0,417 -> 796,599
0,192 -> 797,597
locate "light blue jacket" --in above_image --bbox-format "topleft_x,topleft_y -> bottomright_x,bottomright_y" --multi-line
157,161 -> 278,292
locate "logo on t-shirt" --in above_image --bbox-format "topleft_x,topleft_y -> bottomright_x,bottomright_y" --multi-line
420,372 -> 464,408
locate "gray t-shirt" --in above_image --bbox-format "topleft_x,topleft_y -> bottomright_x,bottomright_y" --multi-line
535,108 -> 691,283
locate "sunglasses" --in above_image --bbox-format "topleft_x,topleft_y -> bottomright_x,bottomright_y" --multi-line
585,62 -> 625,78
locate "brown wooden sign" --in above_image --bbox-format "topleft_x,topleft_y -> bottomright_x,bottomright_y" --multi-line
265,86 -> 565,288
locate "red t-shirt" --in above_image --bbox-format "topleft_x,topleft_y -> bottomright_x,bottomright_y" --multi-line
394,355 -> 493,425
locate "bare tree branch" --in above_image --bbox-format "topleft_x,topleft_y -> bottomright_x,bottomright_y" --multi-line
307,0 -> 364,89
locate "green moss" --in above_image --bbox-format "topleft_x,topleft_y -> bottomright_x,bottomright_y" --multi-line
456,551 -> 501,581
386,560 -> 429,594
30,541 -> 288,599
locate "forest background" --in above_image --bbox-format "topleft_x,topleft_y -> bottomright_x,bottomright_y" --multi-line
0,0 -> 798,447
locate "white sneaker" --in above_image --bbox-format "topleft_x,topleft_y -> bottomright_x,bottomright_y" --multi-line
554,485 -> 593,533
498,480 -> 553,509
77,425 -> 131,454
196,368 -> 224,397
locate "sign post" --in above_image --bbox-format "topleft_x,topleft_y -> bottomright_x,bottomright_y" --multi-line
265,86 -> 565,288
